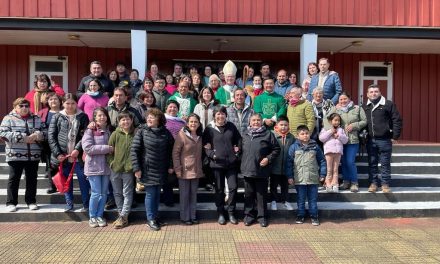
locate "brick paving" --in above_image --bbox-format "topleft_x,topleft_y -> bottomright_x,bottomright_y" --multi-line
0,218 -> 439,263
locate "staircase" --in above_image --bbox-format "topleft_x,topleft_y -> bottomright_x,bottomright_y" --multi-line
0,144 -> 440,222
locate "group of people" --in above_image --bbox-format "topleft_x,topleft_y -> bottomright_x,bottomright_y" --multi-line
0,57 -> 402,230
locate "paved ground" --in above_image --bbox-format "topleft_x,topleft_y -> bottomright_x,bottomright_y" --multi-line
1,217 -> 440,263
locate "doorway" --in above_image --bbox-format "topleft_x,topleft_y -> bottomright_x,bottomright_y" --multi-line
358,62 -> 393,105
29,56 -> 68,92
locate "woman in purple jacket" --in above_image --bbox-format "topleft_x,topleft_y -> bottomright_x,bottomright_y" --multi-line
82,107 -> 113,228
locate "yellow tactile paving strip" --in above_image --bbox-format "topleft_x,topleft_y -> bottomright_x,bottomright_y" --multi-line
1,218 -> 440,263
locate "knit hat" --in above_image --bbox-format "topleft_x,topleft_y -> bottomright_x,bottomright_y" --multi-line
223,60 -> 237,76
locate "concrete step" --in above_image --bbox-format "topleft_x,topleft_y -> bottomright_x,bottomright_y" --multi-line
1,201 -> 440,222
1,186 -> 440,204
2,175 -> 440,190
0,161 -> 437,175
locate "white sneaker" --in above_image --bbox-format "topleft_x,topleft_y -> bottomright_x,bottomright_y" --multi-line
6,205 -> 17,212
270,201 -> 277,210
96,217 -> 107,227
283,202 -> 294,211
28,204 -> 39,210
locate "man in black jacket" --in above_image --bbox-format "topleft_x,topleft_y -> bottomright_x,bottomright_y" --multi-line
363,84 -> 402,193
77,60 -> 115,98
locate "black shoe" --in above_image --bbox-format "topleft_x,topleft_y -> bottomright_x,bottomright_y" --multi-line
181,220 -> 193,225
228,213 -> 238,225
218,214 -> 226,225
295,216 -> 305,224
259,219 -> 268,228
147,220 -> 161,231
46,188 -> 57,194
105,199 -> 116,210
205,184 -> 214,191
156,218 -> 167,227
243,217 -> 254,226
191,219 -> 199,225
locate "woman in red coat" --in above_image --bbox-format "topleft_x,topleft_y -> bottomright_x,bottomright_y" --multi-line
24,74 -> 65,114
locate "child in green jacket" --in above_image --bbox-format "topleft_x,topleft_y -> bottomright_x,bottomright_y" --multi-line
108,111 -> 135,229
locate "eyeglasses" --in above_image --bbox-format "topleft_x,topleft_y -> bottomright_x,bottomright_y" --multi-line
19,104 -> 30,108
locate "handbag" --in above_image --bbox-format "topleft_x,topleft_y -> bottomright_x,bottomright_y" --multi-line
52,157 -> 76,194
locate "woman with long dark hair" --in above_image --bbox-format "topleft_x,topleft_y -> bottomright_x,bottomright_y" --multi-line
173,113 -> 204,225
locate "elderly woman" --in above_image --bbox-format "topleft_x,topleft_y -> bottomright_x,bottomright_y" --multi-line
327,92 -> 367,192
310,88 -> 325,143
0,98 -> 45,212
24,73 -> 65,114
131,108 -> 174,231
172,113 -> 204,225
286,87 -> 315,137
241,113 -> 280,227
78,78 -> 110,120
208,74 -> 221,94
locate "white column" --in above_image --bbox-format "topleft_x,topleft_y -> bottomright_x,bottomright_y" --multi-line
300,33 -> 318,86
131,29 -> 147,80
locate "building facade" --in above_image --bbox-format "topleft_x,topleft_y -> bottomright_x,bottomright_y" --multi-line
0,0 -> 439,141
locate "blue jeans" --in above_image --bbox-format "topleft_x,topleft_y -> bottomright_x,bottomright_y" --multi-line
367,138 -> 392,185
295,184 -> 318,218
144,185 -> 161,221
63,162 -> 90,207
341,143 -> 359,184
88,175 -> 109,218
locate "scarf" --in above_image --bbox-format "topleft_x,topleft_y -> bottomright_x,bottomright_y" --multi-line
336,101 -> 354,113
289,97 -> 301,107
33,87 -> 49,113
247,125 -> 266,139
312,100 -> 323,119
165,113 -> 185,123
86,90 -> 102,98
61,109 -> 81,162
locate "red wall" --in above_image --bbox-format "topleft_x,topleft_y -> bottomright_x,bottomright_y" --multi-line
0,44 -> 439,142
0,0 -> 439,27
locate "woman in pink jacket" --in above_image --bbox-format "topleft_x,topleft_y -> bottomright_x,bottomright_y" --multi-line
78,78 -> 109,120
319,113 -> 348,193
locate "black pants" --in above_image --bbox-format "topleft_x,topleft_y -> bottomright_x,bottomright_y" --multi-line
7,161 -> 39,206
162,173 -> 176,205
213,168 -> 237,214
244,177 -> 268,221
269,174 -> 289,203
199,166 -> 214,188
